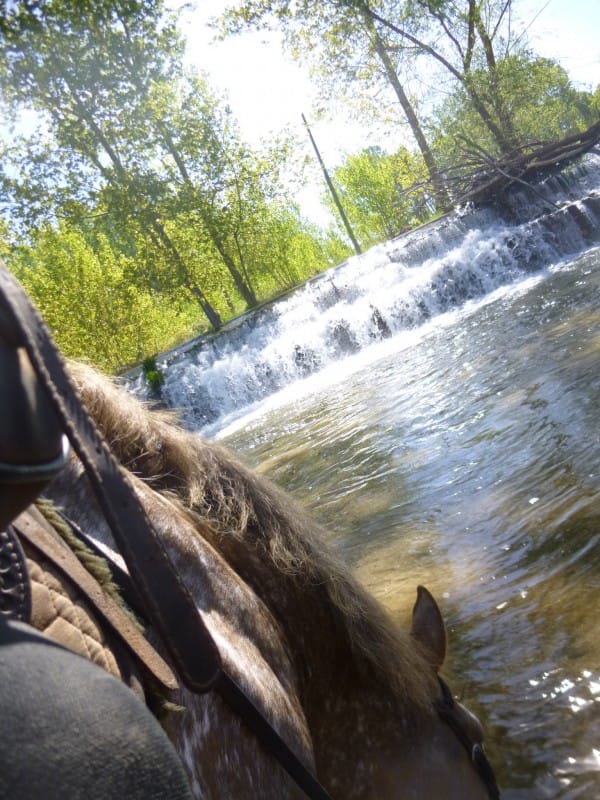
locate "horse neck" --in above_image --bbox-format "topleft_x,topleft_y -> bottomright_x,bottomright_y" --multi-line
201,520 -> 436,773
155,497 -> 444,800
46,464 -> 443,798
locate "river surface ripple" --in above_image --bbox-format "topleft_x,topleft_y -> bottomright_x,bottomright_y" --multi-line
218,247 -> 600,799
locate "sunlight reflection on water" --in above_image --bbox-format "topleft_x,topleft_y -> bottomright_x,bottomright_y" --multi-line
220,248 -> 600,798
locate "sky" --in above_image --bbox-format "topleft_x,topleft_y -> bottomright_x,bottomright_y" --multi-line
174,0 -> 600,225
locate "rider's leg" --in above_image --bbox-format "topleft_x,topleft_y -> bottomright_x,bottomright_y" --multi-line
0,617 -> 193,800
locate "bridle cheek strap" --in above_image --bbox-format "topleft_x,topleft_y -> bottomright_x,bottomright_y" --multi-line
437,678 -> 501,800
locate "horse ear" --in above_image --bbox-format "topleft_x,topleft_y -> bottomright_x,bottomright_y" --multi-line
410,585 -> 447,671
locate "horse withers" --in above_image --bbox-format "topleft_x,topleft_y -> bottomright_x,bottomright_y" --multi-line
40,361 -> 499,799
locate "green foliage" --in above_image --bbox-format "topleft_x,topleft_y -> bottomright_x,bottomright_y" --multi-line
431,53 -> 598,167
7,224 -> 198,372
0,0 -> 342,351
592,85 -> 600,116
481,54 -> 596,142
142,356 -> 165,394
0,218 -> 12,260
328,146 -> 431,246
0,3 -> 298,322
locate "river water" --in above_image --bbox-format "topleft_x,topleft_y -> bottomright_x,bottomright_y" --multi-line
148,156 -> 600,798
216,246 -> 600,799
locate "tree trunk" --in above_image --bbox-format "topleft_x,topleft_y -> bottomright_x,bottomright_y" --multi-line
209,225 -> 258,307
151,220 -> 222,330
54,74 -> 223,328
155,121 -> 258,307
364,5 -> 517,155
365,17 -> 451,206
470,1 -> 519,149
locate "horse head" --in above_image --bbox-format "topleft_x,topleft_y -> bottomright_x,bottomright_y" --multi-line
386,585 -> 499,800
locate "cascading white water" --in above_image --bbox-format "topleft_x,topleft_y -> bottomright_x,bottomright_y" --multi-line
131,152 -> 600,431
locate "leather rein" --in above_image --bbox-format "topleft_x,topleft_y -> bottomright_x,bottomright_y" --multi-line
0,267 -> 331,800
437,678 -> 501,800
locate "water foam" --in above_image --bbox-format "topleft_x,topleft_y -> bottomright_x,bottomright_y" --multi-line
130,153 -> 600,432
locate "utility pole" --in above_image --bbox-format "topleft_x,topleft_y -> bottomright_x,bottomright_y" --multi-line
302,114 -> 362,255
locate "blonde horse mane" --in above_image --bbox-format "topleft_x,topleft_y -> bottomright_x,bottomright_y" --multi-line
68,362 -> 437,719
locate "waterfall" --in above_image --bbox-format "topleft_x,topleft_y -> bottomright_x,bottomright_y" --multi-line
129,151 -> 600,432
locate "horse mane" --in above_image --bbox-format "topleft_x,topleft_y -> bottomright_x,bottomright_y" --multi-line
68,361 -> 438,719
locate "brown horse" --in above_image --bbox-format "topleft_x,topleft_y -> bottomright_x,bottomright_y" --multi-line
37,362 -> 499,800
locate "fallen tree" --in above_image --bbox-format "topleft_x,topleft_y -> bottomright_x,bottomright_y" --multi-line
449,119 -> 600,207
400,119 -> 600,213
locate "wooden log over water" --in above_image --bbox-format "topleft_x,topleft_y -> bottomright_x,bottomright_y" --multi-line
446,119 -> 600,209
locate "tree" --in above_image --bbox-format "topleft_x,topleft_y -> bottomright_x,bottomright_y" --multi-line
218,0 -> 450,206
0,218 -> 12,261
1,1 -> 333,328
431,53 -> 599,175
6,224 -> 198,371
592,85 -> 600,117
0,0 -> 287,326
358,1 -> 521,153
327,146 -> 430,245
127,71 -> 261,309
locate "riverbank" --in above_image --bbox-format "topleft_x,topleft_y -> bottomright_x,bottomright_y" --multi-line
126,147 -> 600,431
128,127 -> 600,387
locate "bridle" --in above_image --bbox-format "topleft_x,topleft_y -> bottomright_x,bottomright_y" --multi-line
437,677 -> 501,799
0,264 -> 500,800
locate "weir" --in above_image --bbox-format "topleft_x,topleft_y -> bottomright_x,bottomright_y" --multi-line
131,151 -> 600,431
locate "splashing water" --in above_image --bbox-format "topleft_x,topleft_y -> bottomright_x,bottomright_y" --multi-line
130,153 -> 600,435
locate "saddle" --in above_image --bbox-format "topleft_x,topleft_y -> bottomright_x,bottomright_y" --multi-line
0,282 -> 174,695
3,503 -> 177,695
